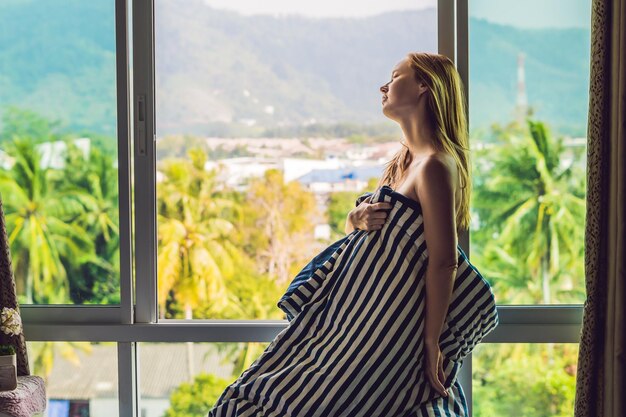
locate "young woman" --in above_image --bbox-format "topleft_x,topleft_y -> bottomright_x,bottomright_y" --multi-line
345,52 -> 483,415
208,52 -> 498,417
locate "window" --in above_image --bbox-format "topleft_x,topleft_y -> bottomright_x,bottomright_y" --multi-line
27,342 -> 119,417
138,342 -> 269,417
14,1 -> 587,416
473,343 -> 579,416
0,1 -> 120,306
468,0 -> 591,305
153,0 -> 438,320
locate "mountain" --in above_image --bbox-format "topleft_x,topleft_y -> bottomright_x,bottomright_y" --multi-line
0,0 -> 590,138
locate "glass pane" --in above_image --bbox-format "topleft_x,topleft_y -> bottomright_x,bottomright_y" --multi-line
139,342 -> 270,417
0,1 -> 120,305
27,342 -> 119,417
473,343 -> 579,417
468,0 -> 591,304
154,0 -> 438,319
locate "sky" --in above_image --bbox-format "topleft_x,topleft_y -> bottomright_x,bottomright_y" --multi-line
203,0 -> 591,28
202,0 -> 435,18
471,0 -> 591,29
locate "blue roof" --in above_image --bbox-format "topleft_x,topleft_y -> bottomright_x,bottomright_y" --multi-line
297,165 -> 384,184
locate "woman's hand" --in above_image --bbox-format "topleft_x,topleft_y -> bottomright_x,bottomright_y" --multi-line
348,195 -> 393,232
424,340 -> 448,397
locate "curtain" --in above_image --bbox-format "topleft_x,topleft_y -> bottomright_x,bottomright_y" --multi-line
574,0 -> 626,416
0,198 -> 30,376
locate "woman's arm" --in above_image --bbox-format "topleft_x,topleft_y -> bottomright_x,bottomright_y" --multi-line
414,156 -> 459,345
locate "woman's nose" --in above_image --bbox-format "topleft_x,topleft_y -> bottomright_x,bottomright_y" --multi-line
380,85 -> 388,93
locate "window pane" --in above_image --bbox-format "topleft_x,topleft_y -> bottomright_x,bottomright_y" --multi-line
473,343 -> 579,416
154,0 -> 437,319
27,342 -> 119,417
139,342 -> 269,417
468,0 -> 591,304
0,1 -> 120,305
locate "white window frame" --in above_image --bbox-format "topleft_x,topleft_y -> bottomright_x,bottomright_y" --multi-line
19,1 -> 584,416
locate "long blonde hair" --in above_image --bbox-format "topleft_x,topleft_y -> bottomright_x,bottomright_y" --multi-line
377,52 -> 471,231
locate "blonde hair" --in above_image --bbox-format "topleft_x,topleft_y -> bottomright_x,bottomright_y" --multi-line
377,52 -> 471,231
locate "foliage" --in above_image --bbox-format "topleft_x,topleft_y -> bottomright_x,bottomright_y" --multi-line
207,265 -> 285,374
156,148 -> 243,318
60,142 -> 120,304
0,139 -> 95,303
326,177 -> 379,239
471,119 -> 586,304
29,341 -> 93,381
240,169 -> 321,286
327,191 -> 361,237
0,107 -> 66,144
473,343 -> 577,417
164,373 -> 233,417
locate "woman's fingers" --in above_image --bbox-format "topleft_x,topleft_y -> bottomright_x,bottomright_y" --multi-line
427,369 -> 448,397
438,358 -> 448,396
372,202 -> 393,210
358,200 -> 393,231
369,211 -> 390,219
424,345 -> 448,398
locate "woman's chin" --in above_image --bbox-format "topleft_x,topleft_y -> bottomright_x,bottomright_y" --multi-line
381,106 -> 395,119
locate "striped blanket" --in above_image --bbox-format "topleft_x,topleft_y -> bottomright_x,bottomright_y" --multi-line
208,185 -> 499,416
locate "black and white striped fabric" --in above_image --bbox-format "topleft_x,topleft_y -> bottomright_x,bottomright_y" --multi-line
207,185 -> 499,417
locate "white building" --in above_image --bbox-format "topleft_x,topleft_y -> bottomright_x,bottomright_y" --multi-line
37,137 -> 91,170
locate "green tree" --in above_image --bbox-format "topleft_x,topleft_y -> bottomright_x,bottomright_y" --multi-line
209,261 -> 284,375
59,143 -> 120,304
157,148 -> 243,319
327,191 -> 361,238
241,169 -> 321,286
326,177 -> 379,240
0,107 -> 66,145
473,343 -> 577,417
164,373 -> 233,417
0,140 -> 93,303
471,120 -> 586,304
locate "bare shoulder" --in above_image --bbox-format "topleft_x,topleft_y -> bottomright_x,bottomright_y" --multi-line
412,153 -> 458,211
414,153 -> 457,186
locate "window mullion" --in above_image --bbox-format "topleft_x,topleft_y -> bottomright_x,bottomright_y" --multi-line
115,0 -> 135,325
438,0 -> 455,61
132,0 -> 158,324
118,342 -> 139,417
455,0 -> 473,408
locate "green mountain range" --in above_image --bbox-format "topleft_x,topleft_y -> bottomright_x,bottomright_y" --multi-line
0,0 -> 590,139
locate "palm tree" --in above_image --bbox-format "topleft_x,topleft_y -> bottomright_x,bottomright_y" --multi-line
29,341 -> 93,382
0,140 -> 94,303
472,120 -> 586,305
157,148 -> 243,319
62,144 -> 119,245
210,258 -> 286,376
59,143 -> 120,303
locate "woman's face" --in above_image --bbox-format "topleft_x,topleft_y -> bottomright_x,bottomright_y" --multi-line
380,57 -> 427,121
